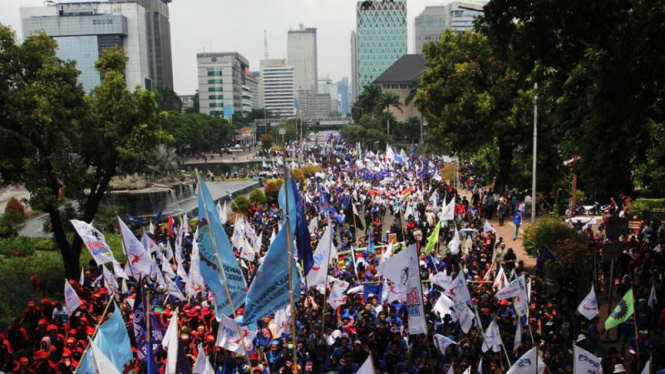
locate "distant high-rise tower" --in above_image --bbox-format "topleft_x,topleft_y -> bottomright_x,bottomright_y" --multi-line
415,1 -> 488,54
354,0 -> 407,96
260,59 -> 296,117
287,25 -> 318,94
350,31 -> 358,105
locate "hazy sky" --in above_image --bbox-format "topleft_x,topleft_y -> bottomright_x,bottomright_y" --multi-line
0,0 -> 447,95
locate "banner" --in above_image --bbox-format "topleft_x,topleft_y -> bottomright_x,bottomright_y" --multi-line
71,220 -> 115,266
425,222 -> 440,254
605,288 -> 635,330
196,172 -> 247,319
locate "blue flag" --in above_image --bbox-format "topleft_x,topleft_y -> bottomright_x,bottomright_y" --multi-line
363,284 -> 383,302
196,171 -> 247,319
289,174 -> 314,274
78,302 -> 135,374
278,173 -> 297,234
132,282 -> 164,365
153,208 -> 163,222
242,179 -> 301,326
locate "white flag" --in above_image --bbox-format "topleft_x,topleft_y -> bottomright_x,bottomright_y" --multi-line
243,221 -> 258,244
648,284 -> 657,308
193,345 -> 215,374
118,217 -> 154,279
80,268 -> 85,286
186,237 -> 205,298
577,286 -> 600,320
444,271 -> 471,302
357,355 -> 376,374
507,348 -> 547,374
306,224 -> 334,287
216,314 -> 252,356
642,361 -> 651,374
433,334 -> 457,355
493,266 -> 509,290
89,338 -> 121,374
112,260 -> 128,280
176,260 -> 189,284
382,279 -> 403,304
64,280 -> 81,315
162,309 -> 179,374
162,260 -> 176,279
239,236 -> 255,261
482,320 -> 503,353
381,243 -> 394,263
102,266 -> 118,294
573,345 -> 602,374
328,278 -> 348,309
496,274 -> 527,300
274,306 -> 291,338
166,277 -> 186,301
141,232 -> 159,254
71,220 -> 115,266
513,323 -> 522,353
484,220 -> 495,234
440,198 -> 455,221
448,229 -> 461,255
434,293 -> 454,320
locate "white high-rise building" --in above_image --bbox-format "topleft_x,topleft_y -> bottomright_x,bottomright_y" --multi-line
414,1 -> 488,54
21,2 -> 152,92
287,25 -> 318,95
260,59 -> 296,117
350,31 -> 358,106
196,52 -> 250,118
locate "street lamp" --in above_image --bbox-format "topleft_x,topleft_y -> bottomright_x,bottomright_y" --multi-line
531,83 -> 537,223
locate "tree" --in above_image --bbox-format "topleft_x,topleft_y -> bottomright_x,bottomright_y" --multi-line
380,91 -> 402,136
154,85 -> 182,112
0,27 -> 164,278
354,84 -> 383,121
416,30 -> 531,192
184,93 -> 199,114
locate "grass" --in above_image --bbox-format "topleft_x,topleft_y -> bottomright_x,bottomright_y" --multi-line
0,233 -> 127,330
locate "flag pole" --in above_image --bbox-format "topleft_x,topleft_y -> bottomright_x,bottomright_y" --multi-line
282,145 -> 299,374
73,292 -> 116,374
195,170 -> 250,364
632,287 -> 640,366
320,223 -> 334,336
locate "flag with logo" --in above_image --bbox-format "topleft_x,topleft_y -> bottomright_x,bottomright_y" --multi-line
573,345 -> 602,374
481,320 -> 503,353
71,220 -> 115,266
64,280 -> 82,316
328,278 -> 349,309
118,217 -> 152,278
507,348 -> 547,374
605,288 -> 635,330
433,334 -> 457,355
242,177 -> 301,326
196,171 -> 247,319
440,198 -> 455,221
216,314 -> 253,357
79,302 -> 135,374
288,173 -> 314,274
577,286 -> 599,321
306,224 -> 335,287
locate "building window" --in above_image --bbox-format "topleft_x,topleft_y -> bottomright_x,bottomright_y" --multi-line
208,79 -> 223,84
208,70 -> 222,76
209,86 -> 223,92
210,102 -> 224,108
209,95 -> 224,100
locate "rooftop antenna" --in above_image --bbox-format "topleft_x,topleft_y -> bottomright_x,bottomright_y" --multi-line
263,30 -> 269,60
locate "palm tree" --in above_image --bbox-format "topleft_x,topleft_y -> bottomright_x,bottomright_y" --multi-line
380,91 -> 402,135
404,80 -> 420,106
154,85 -> 182,112
358,84 -> 383,115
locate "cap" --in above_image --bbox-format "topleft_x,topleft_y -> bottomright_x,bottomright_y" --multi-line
613,364 -> 627,373
576,334 -> 586,343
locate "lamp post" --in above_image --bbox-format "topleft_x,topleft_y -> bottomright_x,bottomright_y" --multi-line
531,83 -> 538,223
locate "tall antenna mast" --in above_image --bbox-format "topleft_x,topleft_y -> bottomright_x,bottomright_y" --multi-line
263,30 -> 269,60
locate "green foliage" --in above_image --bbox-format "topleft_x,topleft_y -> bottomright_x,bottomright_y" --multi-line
341,125 -> 392,151
153,85 -> 182,112
232,195 -> 251,215
35,238 -> 58,252
0,213 -> 24,238
260,134 -> 274,150
249,189 -> 267,205
523,218 -> 580,257
161,111 -> 234,154
626,199 -> 665,220
264,180 -> 283,205
0,236 -> 37,257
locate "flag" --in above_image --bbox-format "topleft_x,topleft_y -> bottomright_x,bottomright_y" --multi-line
484,220 -> 495,234
440,198 -> 455,221
80,268 -> 85,286
216,314 -> 253,356
642,361 -> 651,374
242,196 -> 301,326
363,284 -> 383,302
481,320 -> 503,353
424,222 -> 440,254
274,306 -> 291,338
167,214 -> 174,237
64,280 -> 81,316
306,224 -> 334,287
328,278 -> 349,309
452,299 -> 475,333
433,334 -> 457,355
88,339 -> 121,374
196,171 -> 247,319
118,217 -> 153,278
162,309 -> 179,374
289,173 -> 314,274
381,279 -> 402,304
79,302 -> 134,374
133,281 -> 165,363
448,228 -> 460,255
278,172 -> 297,235
357,355 -> 376,374
166,277 -> 186,301
112,260 -> 127,279
605,288 -> 635,330
433,293 -> 454,320
239,236 -> 255,261
141,232 -> 159,254
377,245 -> 427,335
507,348 -> 547,374
71,220 -> 115,266
193,345 -> 215,374
648,284 -> 657,308
513,322 -> 522,353
496,274 -> 527,301
573,345 -> 602,374
577,286 -> 599,321
102,266 -> 118,294
444,271 -> 471,302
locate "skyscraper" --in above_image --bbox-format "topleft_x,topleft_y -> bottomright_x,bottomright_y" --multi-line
350,31 -> 358,105
196,52 -> 250,118
354,0 -> 407,96
21,1 -> 152,92
287,25 -> 318,94
414,1 -> 488,54
260,59 -> 296,117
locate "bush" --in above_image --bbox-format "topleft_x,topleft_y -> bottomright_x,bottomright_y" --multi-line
4,197 -> 26,217
249,189 -> 266,205
0,212 -> 25,237
232,196 -> 251,216
625,198 -> 665,220
293,165 -> 323,185
259,134 -> 273,150
35,238 -> 58,252
523,218 -> 580,257
264,180 -> 283,205
439,164 -> 457,185
0,237 -> 37,257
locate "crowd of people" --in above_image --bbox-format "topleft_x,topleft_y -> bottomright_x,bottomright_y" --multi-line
1,133 -> 664,374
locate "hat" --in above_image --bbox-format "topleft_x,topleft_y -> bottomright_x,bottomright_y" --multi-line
253,367 -> 264,373
27,301 -> 35,307
19,357 -> 29,364
62,349 -> 72,358
188,309 -> 198,317
67,337 -> 76,344
34,351 -> 49,360
613,364 -> 627,373
249,352 -> 258,361
576,334 -> 586,343
46,324 -> 58,332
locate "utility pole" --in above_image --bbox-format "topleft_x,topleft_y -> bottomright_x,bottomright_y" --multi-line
531,83 -> 538,223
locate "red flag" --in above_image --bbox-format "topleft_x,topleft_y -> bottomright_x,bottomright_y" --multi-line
167,214 -> 173,237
